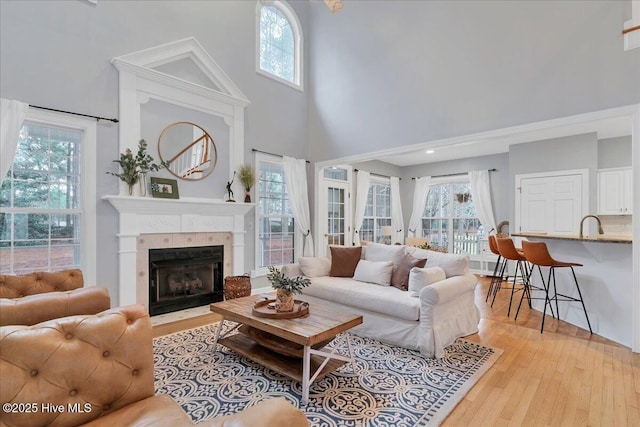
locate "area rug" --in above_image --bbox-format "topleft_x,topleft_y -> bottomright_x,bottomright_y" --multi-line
154,323 -> 501,426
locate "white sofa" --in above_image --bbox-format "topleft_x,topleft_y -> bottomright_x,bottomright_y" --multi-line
281,243 -> 480,358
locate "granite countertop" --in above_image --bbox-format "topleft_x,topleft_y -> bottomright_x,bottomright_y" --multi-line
512,232 -> 632,244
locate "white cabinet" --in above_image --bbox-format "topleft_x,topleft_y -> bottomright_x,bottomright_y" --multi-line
598,168 -> 633,215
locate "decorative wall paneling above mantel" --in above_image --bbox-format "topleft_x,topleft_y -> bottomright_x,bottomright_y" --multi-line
109,37 -> 251,307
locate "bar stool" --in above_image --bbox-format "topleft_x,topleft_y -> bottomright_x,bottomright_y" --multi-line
520,240 -> 592,334
494,238 -> 531,317
485,235 -> 506,304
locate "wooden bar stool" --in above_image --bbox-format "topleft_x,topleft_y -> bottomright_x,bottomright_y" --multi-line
494,238 -> 531,317
485,235 -> 506,305
520,240 -> 592,334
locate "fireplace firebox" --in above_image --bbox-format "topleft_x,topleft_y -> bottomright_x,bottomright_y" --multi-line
149,246 -> 223,316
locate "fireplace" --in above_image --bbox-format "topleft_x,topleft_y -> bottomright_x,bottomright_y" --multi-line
149,245 -> 224,316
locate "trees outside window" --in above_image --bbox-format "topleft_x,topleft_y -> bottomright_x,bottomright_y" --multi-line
1,122 -> 83,274
422,181 -> 482,254
257,1 -> 303,89
257,159 -> 295,268
360,183 -> 391,244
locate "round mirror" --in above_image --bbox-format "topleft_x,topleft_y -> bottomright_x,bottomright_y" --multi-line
158,122 -> 218,180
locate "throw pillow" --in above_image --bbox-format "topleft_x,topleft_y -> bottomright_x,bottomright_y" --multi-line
298,257 -> 331,278
405,247 -> 469,278
390,253 -> 427,291
352,259 -> 394,286
329,246 -> 362,277
408,267 -> 447,297
363,242 -> 405,266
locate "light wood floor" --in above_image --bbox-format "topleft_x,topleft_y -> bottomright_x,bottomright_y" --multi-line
153,276 -> 640,426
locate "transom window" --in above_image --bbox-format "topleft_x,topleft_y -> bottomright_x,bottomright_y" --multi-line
257,159 -> 295,267
1,121 -> 85,275
422,181 -> 482,255
360,182 -> 391,244
257,0 -> 303,89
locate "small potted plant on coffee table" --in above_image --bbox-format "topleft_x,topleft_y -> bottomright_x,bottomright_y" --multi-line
267,266 -> 310,312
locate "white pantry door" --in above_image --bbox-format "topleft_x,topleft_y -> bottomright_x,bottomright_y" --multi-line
516,170 -> 588,235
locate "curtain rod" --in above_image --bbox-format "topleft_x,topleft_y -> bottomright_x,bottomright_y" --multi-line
411,168 -> 497,180
354,169 -> 401,180
30,105 -> 119,123
251,148 -> 310,164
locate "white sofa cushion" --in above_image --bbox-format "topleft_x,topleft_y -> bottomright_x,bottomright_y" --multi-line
298,257 -> 331,278
301,276 -> 420,321
363,242 -> 405,266
353,259 -> 394,286
408,266 -> 447,297
404,247 -> 469,278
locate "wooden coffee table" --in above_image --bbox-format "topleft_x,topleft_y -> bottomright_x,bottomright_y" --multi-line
210,295 -> 363,403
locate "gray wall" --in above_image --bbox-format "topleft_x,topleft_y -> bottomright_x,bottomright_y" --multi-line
0,0 -> 309,302
308,0 -> 639,162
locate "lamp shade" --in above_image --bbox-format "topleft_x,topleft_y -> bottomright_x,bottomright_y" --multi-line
381,226 -> 393,237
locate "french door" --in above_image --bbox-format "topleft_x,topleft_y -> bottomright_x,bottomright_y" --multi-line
320,179 -> 351,256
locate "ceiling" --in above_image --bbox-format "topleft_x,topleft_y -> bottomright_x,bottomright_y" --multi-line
374,115 -> 632,167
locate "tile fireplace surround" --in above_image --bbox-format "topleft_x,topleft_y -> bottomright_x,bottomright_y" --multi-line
104,195 -> 254,309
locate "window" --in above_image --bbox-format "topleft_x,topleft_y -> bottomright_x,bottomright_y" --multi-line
0,111 -> 96,279
421,180 -> 482,255
360,182 -> 391,244
257,158 -> 295,268
323,167 -> 348,181
257,0 -> 303,89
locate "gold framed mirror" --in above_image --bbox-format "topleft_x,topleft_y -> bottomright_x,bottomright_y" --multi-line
158,122 -> 218,181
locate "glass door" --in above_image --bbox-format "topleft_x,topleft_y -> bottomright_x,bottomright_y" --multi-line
320,167 -> 351,256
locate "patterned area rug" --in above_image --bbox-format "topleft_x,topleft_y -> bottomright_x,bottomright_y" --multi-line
154,323 -> 501,426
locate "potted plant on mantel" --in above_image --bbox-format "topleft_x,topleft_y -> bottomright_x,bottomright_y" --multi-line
237,164 -> 256,203
267,266 -> 310,312
107,139 -> 169,196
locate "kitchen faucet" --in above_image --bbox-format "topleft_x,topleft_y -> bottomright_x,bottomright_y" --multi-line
579,215 -> 604,238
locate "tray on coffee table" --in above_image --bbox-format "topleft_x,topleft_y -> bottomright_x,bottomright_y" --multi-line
252,299 -> 309,319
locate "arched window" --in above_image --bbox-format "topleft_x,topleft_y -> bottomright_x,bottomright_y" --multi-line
256,1 -> 303,90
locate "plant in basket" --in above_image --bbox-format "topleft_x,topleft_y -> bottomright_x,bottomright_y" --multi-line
267,266 -> 310,312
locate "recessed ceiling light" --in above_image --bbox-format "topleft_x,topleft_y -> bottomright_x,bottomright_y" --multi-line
426,149 -> 435,154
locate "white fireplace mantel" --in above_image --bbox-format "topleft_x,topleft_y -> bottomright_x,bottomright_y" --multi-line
104,195 -> 254,217
104,195 -> 254,307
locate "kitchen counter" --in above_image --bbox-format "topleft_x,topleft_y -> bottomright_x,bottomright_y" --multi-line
512,232 -> 632,244
510,232 -> 633,347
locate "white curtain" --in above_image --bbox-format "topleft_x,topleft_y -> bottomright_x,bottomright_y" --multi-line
390,176 -> 404,244
1,98 -> 29,184
283,156 -> 314,256
407,176 -> 431,237
352,170 -> 370,246
469,170 -> 497,235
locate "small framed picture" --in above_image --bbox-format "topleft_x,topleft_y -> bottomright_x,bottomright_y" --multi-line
151,177 -> 179,199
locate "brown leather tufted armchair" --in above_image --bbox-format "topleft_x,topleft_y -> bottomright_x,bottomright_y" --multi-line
0,305 -> 309,427
0,269 -> 111,326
